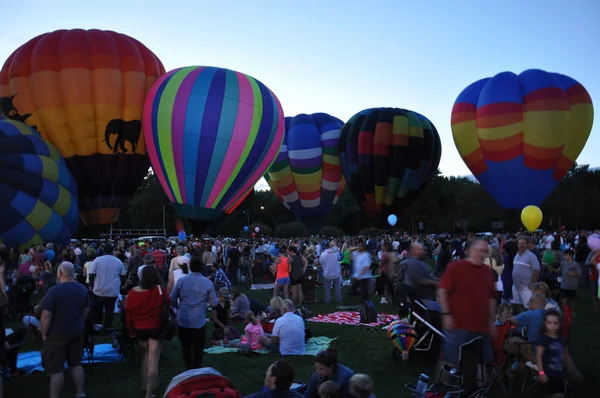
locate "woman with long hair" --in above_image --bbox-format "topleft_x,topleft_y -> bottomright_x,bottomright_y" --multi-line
125,266 -> 165,398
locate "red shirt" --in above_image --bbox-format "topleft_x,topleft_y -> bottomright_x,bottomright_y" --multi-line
151,250 -> 168,270
125,286 -> 165,334
439,260 -> 495,333
591,252 -> 599,282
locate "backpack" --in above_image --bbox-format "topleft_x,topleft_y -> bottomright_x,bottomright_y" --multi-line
359,299 -> 378,324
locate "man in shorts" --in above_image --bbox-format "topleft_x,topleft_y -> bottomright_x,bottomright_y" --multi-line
41,262 -> 89,398
512,237 -> 540,310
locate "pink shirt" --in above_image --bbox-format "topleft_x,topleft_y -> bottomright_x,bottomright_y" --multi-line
245,322 -> 265,350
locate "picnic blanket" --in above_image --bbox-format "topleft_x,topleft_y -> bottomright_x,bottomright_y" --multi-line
204,336 -> 335,356
17,344 -> 122,374
307,311 -> 398,327
251,283 -> 274,291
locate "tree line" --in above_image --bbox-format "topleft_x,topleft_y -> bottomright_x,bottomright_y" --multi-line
76,164 -> 600,238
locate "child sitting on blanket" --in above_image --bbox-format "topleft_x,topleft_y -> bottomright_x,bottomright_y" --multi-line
212,287 -> 241,343
224,311 -> 266,352
319,380 -> 340,398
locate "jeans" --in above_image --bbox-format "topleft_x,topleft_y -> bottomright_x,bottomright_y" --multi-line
357,278 -> 371,302
91,294 -> 118,328
178,325 -> 207,369
323,277 -> 342,304
227,267 -> 239,286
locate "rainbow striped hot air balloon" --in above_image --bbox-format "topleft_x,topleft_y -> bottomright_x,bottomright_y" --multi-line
143,66 -> 285,232
451,69 -> 594,209
0,117 -> 79,249
265,113 -> 345,231
339,108 -> 441,229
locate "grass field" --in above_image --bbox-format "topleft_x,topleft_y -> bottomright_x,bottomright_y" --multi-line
8,285 -> 600,397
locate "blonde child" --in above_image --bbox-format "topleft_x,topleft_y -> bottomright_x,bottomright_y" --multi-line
348,374 -> 374,398
225,311 -> 265,352
536,309 -> 581,397
318,380 -> 340,398
495,303 -> 512,325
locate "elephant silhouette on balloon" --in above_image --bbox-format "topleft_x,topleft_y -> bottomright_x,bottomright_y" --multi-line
102,119 -> 142,154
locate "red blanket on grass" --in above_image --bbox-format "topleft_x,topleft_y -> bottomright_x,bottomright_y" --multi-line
307,311 -> 398,327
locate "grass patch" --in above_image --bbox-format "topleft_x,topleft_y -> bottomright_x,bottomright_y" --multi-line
7,285 -> 600,397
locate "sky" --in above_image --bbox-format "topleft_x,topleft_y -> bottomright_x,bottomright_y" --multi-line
2,0 -> 599,192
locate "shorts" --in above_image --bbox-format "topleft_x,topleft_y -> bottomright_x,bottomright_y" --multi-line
276,277 -> 290,286
561,289 -> 577,299
441,329 -> 493,365
42,333 -> 84,375
512,286 -> 533,308
290,277 -> 303,286
135,328 -> 162,341
546,375 -> 565,393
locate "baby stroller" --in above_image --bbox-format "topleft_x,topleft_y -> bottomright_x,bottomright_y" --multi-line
164,368 -> 241,398
8,275 -> 36,320
395,283 -> 446,357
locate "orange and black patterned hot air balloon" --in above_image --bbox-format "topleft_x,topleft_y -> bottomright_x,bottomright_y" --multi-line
0,29 -> 165,225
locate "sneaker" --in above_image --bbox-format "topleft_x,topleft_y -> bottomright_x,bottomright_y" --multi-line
380,297 -> 388,304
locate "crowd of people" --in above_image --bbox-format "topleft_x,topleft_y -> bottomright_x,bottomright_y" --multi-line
0,228 -> 597,397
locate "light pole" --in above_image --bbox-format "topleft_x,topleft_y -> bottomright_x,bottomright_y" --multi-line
245,206 -> 264,226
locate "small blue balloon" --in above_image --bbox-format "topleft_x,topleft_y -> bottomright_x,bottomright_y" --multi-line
243,226 -> 249,232
178,230 -> 187,241
387,214 -> 397,227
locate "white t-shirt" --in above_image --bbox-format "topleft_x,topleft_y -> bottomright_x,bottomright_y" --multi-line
392,241 -> 400,251
273,312 -> 305,355
90,255 -> 126,297
544,235 -> 555,250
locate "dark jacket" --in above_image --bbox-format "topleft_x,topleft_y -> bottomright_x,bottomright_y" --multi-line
304,363 -> 354,398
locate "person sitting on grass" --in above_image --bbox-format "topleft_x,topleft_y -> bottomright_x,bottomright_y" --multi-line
304,347 -> 354,398
211,287 -> 241,343
230,286 -> 251,321
348,374 -> 375,398
245,359 -> 303,397
260,299 -> 305,355
318,381 -> 339,398
224,311 -> 266,353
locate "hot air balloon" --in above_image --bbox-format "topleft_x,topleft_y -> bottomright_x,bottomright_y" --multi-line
339,108 -> 441,229
0,117 -> 79,249
0,29 -> 165,225
143,66 -> 285,233
451,69 -> 594,209
266,113 -> 345,232
387,320 -> 417,355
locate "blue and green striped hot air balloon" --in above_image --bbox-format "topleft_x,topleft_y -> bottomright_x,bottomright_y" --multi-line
0,117 -> 79,249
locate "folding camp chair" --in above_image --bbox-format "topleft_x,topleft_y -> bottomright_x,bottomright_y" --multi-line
484,322 -> 512,396
428,336 -> 486,397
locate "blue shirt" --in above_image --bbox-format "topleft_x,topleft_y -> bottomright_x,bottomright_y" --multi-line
170,272 -> 218,329
516,309 -> 545,343
42,281 -> 89,334
537,334 -> 565,377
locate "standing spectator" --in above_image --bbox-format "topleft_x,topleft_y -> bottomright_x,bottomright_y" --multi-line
125,265 -> 165,398
319,242 -> 342,304
40,262 -> 89,398
170,256 -> 218,369
512,237 -> 540,310
88,243 -> 126,328
151,242 -> 168,279
351,244 -> 372,303
226,241 -> 241,286
437,239 -> 496,394
574,236 -> 591,288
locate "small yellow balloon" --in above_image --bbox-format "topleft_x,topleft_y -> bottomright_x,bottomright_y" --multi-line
521,205 -> 543,232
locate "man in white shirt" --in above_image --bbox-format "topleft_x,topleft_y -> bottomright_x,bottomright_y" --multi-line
543,231 -> 555,250
88,244 -> 126,328
318,241 -> 342,304
260,300 -> 305,355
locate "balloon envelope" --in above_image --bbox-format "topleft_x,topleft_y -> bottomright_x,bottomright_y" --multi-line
0,118 -> 79,249
452,69 -> 594,209
143,66 -> 284,232
0,29 -> 165,225
521,205 -> 543,232
266,113 -> 345,230
339,108 -> 441,229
